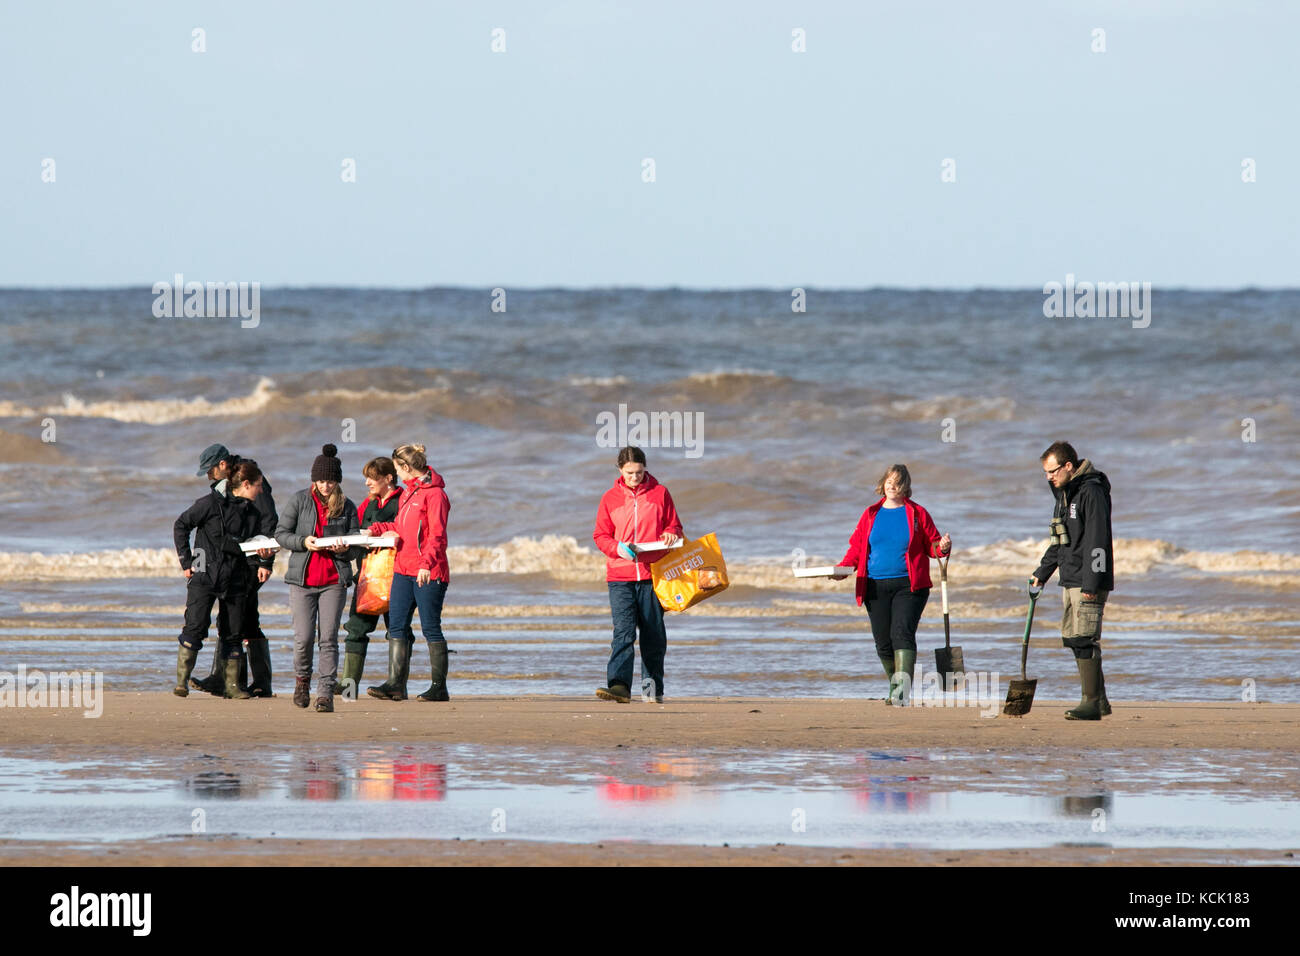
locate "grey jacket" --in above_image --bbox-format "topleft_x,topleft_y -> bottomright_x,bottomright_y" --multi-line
275,488 -> 364,587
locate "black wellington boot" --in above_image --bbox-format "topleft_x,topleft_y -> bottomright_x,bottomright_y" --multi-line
191,643 -> 226,695
367,637 -> 410,701
246,637 -> 274,697
417,641 -> 450,702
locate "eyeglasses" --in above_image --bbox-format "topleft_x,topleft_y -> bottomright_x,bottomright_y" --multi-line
1043,463 -> 1066,478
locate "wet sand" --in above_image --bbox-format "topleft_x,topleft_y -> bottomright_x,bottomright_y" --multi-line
5,693 -> 1296,754
2,837 -> 1292,868
5,695 -> 1297,866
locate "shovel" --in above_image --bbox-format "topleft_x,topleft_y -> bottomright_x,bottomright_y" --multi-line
933,557 -> 965,691
1002,578 -> 1043,716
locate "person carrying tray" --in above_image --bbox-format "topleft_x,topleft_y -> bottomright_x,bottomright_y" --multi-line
275,444 -> 365,712
364,443 -> 452,703
592,446 -> 684,704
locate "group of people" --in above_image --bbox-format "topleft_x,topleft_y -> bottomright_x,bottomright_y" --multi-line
173,442 -> 450,713
172,438 -> 1115,721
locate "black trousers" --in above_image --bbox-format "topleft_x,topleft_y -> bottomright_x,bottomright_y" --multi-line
217,575 -> 266,645
864,576 -> 930,656
179,580 -> 247,657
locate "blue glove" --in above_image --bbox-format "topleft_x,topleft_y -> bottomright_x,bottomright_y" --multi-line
617,542 -> 636,561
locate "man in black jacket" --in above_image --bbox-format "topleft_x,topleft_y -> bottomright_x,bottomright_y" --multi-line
1031,441 -> 1114,720
190,444 -> 279,696
172,474 -> 262,697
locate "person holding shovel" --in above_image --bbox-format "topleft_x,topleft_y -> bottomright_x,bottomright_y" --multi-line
1030,441 -> 1114,720
592,446 -> 684,704
838,464 -> 950,704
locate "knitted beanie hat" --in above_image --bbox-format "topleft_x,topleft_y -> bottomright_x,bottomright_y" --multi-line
311,443 -> 343,483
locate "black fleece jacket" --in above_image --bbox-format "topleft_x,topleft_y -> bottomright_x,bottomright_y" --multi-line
1033,459 -> 1115,593
174,489 -> 263,595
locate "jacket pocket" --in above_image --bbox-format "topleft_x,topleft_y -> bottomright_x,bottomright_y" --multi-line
1074,597 -> 1104,640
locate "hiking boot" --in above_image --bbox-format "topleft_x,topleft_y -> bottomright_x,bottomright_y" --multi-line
293,677 -> 311,709
174,645 -> 199,697
416,641 -> 450,702
890,649 -> 916,706
596,683 -> 631,703
314,695 -> 334,713
333,644 -> 367,697
1065,657 -> 1103,721
368,637 -> 411,701
223,654 -> 251,699
246,637 -> 274,697
641,679 -> 663,704
878,651 -> 895,704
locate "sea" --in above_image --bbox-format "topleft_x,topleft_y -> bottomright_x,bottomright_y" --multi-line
1,288 -> 1296,702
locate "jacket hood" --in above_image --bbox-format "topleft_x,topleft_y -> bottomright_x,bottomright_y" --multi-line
1067,458 -> 1110,495
611,472 -> 660,496
410,468 -> 445,491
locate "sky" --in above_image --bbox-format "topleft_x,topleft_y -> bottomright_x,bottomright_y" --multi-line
1,0 -> 1294,288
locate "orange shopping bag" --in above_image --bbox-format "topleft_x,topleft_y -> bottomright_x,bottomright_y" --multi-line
355,547 -> 396,615
651,532 -> 729,612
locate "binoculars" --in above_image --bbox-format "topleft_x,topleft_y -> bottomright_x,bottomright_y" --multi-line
1049,517 -> 1071,547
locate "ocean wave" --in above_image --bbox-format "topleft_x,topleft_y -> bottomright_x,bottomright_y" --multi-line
887,395 -> 1017,423
0,377 -> 278,425
567,375 -> 630,387
2,537 -> 1296,589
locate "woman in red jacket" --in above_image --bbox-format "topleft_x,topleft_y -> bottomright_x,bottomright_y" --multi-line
592,446 -> 684,703
839,464 -> 950,705
365,443 -> 452,702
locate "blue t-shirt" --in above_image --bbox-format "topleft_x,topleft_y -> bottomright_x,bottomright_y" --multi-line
867,506 -> 910,579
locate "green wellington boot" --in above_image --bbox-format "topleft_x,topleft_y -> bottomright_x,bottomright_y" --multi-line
878,652 -> 896,704
1097,652 -> 1111,716
417,641 -> 450,702
223,654 -> 251,699
367,637 -> 411,701
1065,656 -> 1103,720
890,649 -> 916,706
333,644 -> 368,697
174,645 -> 200,697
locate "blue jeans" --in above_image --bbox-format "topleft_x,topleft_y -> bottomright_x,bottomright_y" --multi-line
607,581 -> 666,694
388,573 -> 447,645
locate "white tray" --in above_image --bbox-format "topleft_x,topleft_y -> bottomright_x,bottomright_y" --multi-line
792,565 -> 854,579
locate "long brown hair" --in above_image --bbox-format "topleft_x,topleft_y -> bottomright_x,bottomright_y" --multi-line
874,464 -> 913,499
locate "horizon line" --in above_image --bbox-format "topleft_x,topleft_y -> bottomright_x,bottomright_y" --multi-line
2,283 -> 1297,294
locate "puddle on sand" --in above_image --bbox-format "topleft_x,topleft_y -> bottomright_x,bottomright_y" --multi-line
0,746 -> 1297,853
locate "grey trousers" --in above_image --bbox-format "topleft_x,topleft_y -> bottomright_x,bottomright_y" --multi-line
289,582 -> 347,696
